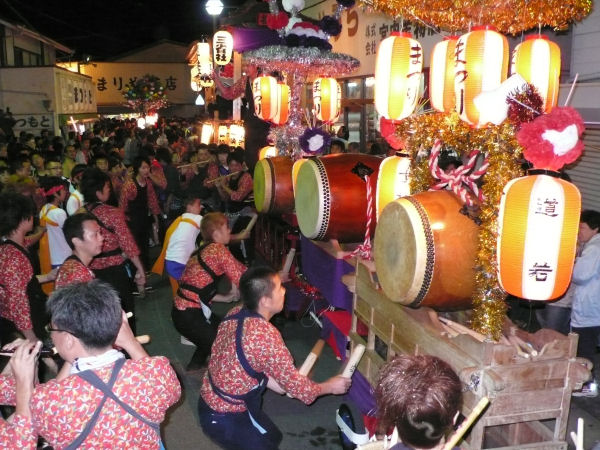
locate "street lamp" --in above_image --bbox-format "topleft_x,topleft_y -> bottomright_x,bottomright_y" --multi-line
205,0 -> 224,16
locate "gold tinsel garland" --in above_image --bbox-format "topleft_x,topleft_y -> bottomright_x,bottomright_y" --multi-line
393,112 -> 524,339
359,0 -> 592,34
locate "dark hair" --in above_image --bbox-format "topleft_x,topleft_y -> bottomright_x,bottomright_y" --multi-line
132,156 -> 150,176
63,213 -> 98,250
240,266 -> 276,311
0,192 -> 36,236
156,147 -> 172,165
47,280 -> 122,350
217,144 -> 230,155
581,210 -> 600,232
199,212 -> 228,242
330,139 -> 346,153
80,167 -> 111,203
375,354 -> 462,449
9,155 -> 30,175
227,150 -> 244,166
39,176 -> 68,203
70,164 -> 88,181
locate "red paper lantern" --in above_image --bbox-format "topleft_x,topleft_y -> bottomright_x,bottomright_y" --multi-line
497,172 -> 581,300
271,83 -> 290,126
252,76 -> 278,122
454,26 -> 509,128
312,78 -> 341,124
511,34 -> 561,114
429,36 -> 458,113
374,32 -> 423,121
376,152 -> 411,218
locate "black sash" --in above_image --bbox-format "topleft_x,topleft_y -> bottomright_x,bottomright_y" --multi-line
85,203 -> 123,259
176,244 -> 219,310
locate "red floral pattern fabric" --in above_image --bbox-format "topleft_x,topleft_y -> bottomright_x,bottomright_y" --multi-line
227,172 -> 253,202
87,203 -> 140,270
174,243 -> 246,310
201,306 -> 321,413
0,242 -> 34,331
55,258 -> 95,289
32,356 -> 181,449
0,375 -> 37,449
119,178 -> 161,216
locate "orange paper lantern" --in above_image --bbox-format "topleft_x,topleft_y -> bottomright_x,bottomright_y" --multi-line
511,34 -> 561,113
252,76 -> 278,122
312,78 -> 341,124
271,83 -> 290,126
376,152 -> 412,218
454,25 -> 509,128
497,173 -> 581,301
258,146 -> 277,160
374,32 -> 423,121
213,30 -> 234,66
429,36 -> 458,113
217,125 -> 229,144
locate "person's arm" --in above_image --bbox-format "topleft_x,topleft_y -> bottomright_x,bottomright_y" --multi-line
10,340 -> 42,418
118,180 -> 135,211
572,242 -> 600,284
114,311 -> 148,360
146,180 -> 162,216
226,172 -> 253,202
24,226 -> 46,246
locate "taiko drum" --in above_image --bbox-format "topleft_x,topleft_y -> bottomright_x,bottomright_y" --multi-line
294,154 -> 381,242
374,190 -> 479,310
253,156 -> 295,215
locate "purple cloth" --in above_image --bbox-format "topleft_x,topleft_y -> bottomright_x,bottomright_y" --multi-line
300,236 -> 354,310
346,370 -> 376,417
233,28 -> 283,52
320,311 -> 350,361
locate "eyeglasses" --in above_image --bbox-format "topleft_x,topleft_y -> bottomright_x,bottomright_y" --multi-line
45,324 -> 77,337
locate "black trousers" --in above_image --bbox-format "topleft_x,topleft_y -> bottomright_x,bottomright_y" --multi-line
172,306 -> 221,367
93,263 -> 136,334
572,325 -> 600,380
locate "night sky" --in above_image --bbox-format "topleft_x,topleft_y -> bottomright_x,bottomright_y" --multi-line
0,0 -> 248,60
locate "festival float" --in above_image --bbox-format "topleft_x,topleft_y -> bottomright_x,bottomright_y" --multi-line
211,0 -> 595,446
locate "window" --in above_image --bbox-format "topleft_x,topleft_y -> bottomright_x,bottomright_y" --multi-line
14,47 -> 41,66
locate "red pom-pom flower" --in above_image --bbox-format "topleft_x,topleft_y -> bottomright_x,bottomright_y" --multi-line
516,106 -> 585,171
379,117 -> 404,150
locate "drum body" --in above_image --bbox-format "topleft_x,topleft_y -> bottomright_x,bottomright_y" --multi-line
294,154 -> 381,242
253,156 -> 294,215
374,190 -> 479,309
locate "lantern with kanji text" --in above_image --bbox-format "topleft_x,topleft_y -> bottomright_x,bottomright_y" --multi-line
213,30 -> 234,66
497,171 -> 580,301
374,32 -> 423,121
376,152 -> 412,219
259,146 -> 278,160
271,83 -> 290,126
312,78 -> 341,124
454,26 -> 509,128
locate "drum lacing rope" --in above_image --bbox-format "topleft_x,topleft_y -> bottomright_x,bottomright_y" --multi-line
428,139 -> 489,207
348,169 -> 375,261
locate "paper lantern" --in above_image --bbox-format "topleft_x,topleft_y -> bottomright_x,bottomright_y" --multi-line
259,146 -> 278,160
429,36 -> 458,113
497,173 -> 581,301
196,42 -> 211,64
312,78 -> 341,124
376,152 -> 411,218
217,125 -> 229,144
374,32 -> 423,121
213,30 -> 234,66
454,25 -> 509,128
252,76 -> 278,121
228,124 -> 245,147
511,34 -> 561,113
200,123 -> 213,145
271,83 -> 290,126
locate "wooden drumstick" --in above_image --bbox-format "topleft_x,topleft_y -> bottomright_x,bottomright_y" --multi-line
341,344 -> 365,378
287,339 -> 326,398
123,312 -> 150,344
281,248 -> 296,275
244,213 -> 259,234
442,397 -> 490,450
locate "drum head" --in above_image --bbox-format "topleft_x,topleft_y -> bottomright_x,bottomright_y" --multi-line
374,198 -> 427,305
253,159 -> 271,212
295,160 -> 326,239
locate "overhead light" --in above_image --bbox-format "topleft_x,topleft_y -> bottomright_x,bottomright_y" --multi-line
195,93 -> 205,106
205,0 -> 224,16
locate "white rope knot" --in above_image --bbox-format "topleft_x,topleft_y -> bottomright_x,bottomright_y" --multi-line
428,140 -> 488,207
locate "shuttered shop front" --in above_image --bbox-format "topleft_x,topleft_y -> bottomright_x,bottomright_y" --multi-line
566,127 -> 600,210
